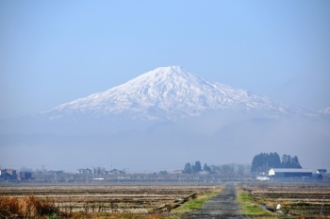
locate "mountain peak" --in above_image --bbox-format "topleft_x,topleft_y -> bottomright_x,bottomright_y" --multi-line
125,66 -> 201,86
44,66 -> 304,120
152,66 -> 186,74
153,66 -> 185,72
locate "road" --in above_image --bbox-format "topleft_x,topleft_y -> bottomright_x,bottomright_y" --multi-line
182,184 -> 246,219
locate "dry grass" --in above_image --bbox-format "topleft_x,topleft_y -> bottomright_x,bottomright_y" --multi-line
0,185 -> 218,215
0,185 -> 220,218
0,197 -> 172,218
0,195 -> 58,217
65,212 -> 181,219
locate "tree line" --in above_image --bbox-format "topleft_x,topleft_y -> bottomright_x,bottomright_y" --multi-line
183,161 -> 251,174
251,152 -> 302,174
183,152 -> 302,175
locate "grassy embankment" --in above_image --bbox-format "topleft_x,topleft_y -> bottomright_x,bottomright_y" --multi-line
171,186 -> 222,214
236,186 -> 275,217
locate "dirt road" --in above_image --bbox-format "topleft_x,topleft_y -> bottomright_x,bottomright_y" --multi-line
182,184 -> 245,219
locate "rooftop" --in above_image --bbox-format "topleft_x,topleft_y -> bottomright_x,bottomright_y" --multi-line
269,168 -> 313,173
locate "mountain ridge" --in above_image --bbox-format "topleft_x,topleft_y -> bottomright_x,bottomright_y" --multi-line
40,66 -> 306,121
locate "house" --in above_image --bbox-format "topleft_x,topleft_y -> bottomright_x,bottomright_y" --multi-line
173,170 -> 183,174
77,168 -> 92,174
198,170 -> 211,175
268,168 -> 313,178
109,169 -> 125,175
0,169 -> 17,180
19,172 -> 32,180
316,169 -> 327,174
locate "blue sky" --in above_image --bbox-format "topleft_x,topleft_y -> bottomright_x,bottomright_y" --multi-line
1,1 -> 330,119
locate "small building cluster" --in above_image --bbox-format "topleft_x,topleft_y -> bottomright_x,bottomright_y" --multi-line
77,168 -> 125,175
0,169 -> 33,180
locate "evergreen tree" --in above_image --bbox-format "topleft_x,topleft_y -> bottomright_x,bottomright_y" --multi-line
269,152 -> 281,167
281,154 -> 302,168
292,156 -> 302,168
183,163 -> 192,174
251,152 -> 281,173
193,161 -> 202,173
203,163 -> 212,173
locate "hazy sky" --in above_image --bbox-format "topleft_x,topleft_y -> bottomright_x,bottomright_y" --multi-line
1,1 -> 330,119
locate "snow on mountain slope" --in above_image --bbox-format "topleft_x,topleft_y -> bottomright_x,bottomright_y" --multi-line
42,66 -> 304,120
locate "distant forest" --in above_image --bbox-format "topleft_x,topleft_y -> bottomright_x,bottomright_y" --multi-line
251,152 -> 302,174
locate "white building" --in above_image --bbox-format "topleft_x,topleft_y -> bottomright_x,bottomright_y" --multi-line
268,168 -> 312,178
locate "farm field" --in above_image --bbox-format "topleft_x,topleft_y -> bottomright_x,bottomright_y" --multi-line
0,184 -> 221,218
238,181 -> 330,217
1,182 -> 330,218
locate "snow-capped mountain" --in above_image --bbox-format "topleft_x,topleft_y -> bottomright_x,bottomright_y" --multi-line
42,66 -> 304,121
2,67 -> 329,172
